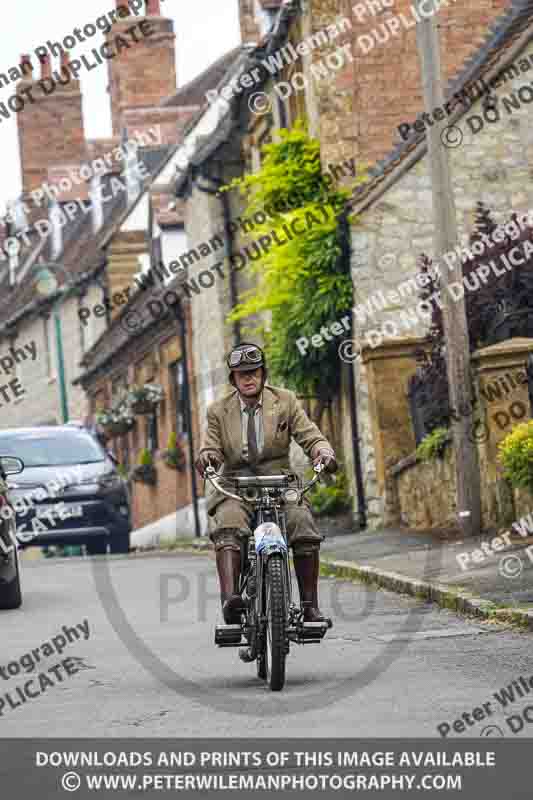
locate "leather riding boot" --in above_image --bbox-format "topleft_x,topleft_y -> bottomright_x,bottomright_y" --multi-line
216,549 -> 244,624
293,550 -> 325,622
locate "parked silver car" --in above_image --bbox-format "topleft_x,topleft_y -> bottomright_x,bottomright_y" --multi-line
0,456 -> 24,610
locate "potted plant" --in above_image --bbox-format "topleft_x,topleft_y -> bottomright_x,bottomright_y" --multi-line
162,431 -> 186,471
96,402 -> 135,438
131,449 -> 157,486
498,420 -> 533,495
128,383 -> 164,415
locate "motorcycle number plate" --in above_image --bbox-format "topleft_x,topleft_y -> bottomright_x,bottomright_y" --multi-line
254,523 -> 285,552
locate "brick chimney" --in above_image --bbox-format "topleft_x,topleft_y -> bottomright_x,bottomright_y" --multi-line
239,0 -> 282,44
106,0 -> 177,136
17,53 -> 87,201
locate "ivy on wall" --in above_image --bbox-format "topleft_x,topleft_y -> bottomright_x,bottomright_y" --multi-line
223,120 -> 364,403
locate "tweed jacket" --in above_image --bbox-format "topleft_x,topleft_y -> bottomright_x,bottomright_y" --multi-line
199,384 -> 332,514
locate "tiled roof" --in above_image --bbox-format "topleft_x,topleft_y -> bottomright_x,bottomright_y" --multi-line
349,0 -> 533,209
0,146 -> 174,335
161,46 -> 245,108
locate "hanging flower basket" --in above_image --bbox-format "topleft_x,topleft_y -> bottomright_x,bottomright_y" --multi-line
127,384 -> 164,415
96,404 -> 136,438
131,464 -> 157,486
161,432 -> 186,471
105,419 -> 135,438
131,398 -> 155,415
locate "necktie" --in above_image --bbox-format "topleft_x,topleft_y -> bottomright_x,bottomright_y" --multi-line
246,405 -> 259,464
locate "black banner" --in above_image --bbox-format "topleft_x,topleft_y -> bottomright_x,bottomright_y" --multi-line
0,739 -> 530,798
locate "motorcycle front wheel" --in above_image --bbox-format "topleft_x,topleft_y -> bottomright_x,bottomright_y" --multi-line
263,553 -> 287,691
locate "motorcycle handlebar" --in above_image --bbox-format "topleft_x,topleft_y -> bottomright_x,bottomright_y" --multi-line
204,462 -> 324,506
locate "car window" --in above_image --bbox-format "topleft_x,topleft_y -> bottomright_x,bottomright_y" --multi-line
0,431 -> 105,467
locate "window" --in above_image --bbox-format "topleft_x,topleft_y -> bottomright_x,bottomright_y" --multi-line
111,375 -> 128,406
169,360 -> 188,436
78,297 -> 94,354
146,412 -> 159,452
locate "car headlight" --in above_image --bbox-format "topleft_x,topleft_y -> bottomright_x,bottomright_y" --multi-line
98,472 -> 122,490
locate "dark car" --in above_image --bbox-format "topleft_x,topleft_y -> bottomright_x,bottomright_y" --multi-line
0,427 -> 132,556
0,455 -> 24,609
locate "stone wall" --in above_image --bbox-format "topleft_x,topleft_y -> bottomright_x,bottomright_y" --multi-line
390,338 -> 533,533
392,439 -> 457,530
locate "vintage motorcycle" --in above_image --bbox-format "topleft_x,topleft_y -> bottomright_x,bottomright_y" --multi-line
205,463 -> 332,691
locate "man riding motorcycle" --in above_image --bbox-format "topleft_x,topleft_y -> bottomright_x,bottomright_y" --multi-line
196,343 -> 337,626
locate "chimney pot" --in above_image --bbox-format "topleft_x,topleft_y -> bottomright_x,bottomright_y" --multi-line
60,50 -> 70,70
115,0 -> 130,12
20,54 -> 33,75
39,53 -> 51,80
146,0 -> 161,14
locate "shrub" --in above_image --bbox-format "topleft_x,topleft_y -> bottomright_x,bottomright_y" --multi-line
222,120 -> 366,403
308,470 -> 351,516
498,420 -> 533,492
415,427 -> 449,462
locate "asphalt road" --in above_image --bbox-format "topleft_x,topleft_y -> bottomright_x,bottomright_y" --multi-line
1,550 -> 532,738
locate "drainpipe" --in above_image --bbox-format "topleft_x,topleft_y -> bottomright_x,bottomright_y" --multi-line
53,302 -> 69,423
171,298 -> 201,539
339,211 -> 366,529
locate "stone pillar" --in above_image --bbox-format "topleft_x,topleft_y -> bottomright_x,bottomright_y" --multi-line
472,337 -> 533,527
360,335 -> 427,526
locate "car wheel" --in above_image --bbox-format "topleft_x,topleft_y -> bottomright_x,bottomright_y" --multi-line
86,538 -> 108,556
0,550 -> 22,610
110,531 -> 130,555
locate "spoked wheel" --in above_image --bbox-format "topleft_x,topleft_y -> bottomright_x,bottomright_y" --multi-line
263,554 -> 287,691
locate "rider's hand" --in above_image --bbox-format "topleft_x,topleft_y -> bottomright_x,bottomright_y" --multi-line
196,451 -> 223,478
313,448 -> 337,474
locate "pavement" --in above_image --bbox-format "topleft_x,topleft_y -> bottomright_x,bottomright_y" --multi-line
5,550 -> 532,737
320,524 -> 533,630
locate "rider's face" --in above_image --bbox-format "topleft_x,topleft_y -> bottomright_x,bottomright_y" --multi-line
233,368 -> 263,398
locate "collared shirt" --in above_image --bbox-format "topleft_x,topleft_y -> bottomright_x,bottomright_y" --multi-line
239,394 -> 264,461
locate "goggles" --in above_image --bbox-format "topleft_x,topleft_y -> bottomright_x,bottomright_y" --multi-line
228,345 -> 263,368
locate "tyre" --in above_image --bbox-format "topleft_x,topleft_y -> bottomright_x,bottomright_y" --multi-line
264,554 -> 287,691
0,550 -> 22,610
110,531 -> 130,555
86,538 -> 107,556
